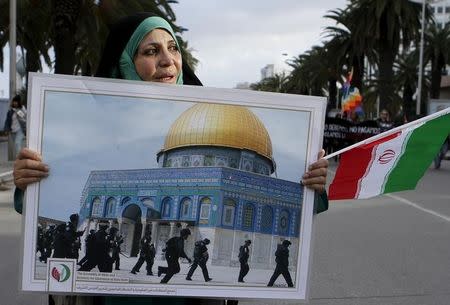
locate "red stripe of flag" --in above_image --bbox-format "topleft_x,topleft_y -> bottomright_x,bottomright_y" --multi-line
328,132 -> 401,200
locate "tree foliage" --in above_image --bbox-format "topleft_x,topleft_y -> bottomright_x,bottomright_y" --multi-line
0,0 -> 199,83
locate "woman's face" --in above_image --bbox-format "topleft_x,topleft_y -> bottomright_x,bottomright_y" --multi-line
134,29 -> 182,84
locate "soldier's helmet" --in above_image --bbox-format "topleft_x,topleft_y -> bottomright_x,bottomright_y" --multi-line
203,238 -> 210,245
245,239 -> 251,245
180,228 -> 191,237
69,213 -> 79,223
282,240 -> 291,247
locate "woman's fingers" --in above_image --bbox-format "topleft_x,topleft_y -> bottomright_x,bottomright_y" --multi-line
13,148 -> 49,190
15,158 -> 49,172
301,149 -> 329,193
17,148 -> 42,162
15,177 -> 43,190
302,167 -> 328,180
317,148 -> 326,159
302,175 -> 326,186
16,168 -> 49,178
307,158 -> 328,172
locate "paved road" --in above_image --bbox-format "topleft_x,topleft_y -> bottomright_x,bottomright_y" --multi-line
1,160 -> 449,305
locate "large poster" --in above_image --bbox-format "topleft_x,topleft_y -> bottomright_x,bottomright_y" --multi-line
21,73 -> 326,300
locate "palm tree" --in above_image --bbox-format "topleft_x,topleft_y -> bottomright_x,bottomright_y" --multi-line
51,0 -> 82,74
1,0 -> 199,79
0,0 -> 53,88
424,22 -> 450,99
250,73 -> 288,93
394,50 -> 419,118
323,8 -> 374,92
177,38 -> 199,71
348,0 -> 426,113
285,46 -> 331,97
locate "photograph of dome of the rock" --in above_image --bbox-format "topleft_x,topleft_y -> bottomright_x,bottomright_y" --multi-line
25,77 -> 323,299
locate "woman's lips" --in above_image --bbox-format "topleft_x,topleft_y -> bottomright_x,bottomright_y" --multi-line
155,74 -> 175,82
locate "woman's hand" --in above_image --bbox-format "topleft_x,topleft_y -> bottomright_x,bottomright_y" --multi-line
302,149 -> 328,193
13,148 -> 49,191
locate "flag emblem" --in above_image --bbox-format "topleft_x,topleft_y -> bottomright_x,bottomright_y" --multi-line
51,264 -> 71,282
378,149 -> 396,164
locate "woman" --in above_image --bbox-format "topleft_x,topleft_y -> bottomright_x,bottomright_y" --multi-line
4,95 -> 27,157
13,12 -> 328,305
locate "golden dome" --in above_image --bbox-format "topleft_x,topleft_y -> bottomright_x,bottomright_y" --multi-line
162,103 -> 273,161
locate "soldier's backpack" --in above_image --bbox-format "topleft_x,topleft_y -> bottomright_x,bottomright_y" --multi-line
193,241 -> 203,259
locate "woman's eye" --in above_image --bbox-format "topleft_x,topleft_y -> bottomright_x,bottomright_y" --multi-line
168,45 -> 179,52
143,48 -> 157,55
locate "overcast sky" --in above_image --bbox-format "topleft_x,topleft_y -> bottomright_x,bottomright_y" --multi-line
173,0 -> 348,88
38,91 -> 310,221
0,0 -> 348,97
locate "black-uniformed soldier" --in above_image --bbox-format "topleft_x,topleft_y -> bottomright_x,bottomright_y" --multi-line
78,229 -> 96,266
158,228 -> 192,284
186,238 -> 212,282
53,214 -> 84,259
95,224 -> 112,272
37,224 -> 45,262
108,227 -> 124,270
267,240 -> 294,287
41,224 -> 55,263
130,228 -> 155,275
238,239 -> 251,282
78,223 -> 110,272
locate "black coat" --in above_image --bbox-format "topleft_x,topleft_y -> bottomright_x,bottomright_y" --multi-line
193,241 -> 209,262
139,236 -> 155,258
165,236 -> 188,260
53,222 -> 83,258
238,245 -> 250,263
274,244 -> 289,267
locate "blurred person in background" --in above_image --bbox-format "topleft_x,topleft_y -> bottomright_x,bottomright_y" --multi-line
4,95 -> 27,157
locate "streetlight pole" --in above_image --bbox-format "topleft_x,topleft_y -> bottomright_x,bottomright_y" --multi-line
416,0 -> 426,116
9,0 -> 17,99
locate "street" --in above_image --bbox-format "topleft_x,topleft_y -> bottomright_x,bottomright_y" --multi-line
1,160 -> 449,305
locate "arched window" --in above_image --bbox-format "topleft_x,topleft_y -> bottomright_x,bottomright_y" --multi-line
141,198 -> 155,208
222,198 -> 236,226
278,209 -> 290,235
91,197 -> 102,217
199,197 -> 212,220
105,197 -> 117,217
161,197 -> 173,218
261,205 -> 273,233
242,203 -> 254,230
179,197 -> 192,219
121,196 -> 131,206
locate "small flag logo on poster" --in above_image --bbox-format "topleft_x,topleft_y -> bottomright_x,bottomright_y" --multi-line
51,264 -> 71,282
47,259 -> 75,292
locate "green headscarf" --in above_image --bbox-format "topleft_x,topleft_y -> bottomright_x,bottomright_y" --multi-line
118,16 -> 183,84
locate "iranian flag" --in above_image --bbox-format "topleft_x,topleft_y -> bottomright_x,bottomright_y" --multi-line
328,108 -> 450,200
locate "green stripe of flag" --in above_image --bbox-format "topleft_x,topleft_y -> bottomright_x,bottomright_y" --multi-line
384,113 -> 450,193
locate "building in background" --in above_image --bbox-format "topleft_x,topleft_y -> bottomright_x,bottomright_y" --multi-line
260,64 -> 274,80
430,0 -> 450,28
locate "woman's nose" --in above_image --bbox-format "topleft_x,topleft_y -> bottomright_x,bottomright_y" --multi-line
159,48 -> 174,67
